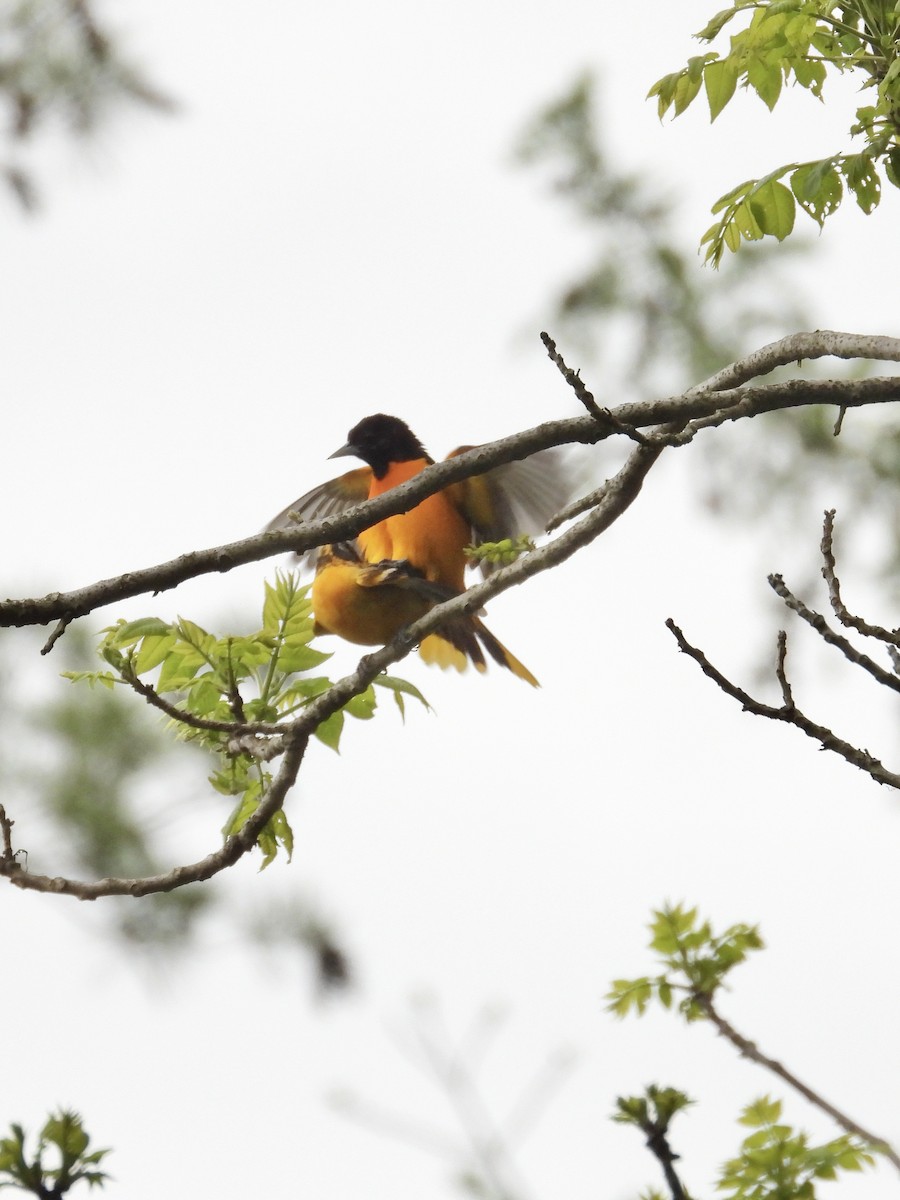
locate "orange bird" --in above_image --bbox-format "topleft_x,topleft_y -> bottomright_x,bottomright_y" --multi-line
267,414 -> 569,685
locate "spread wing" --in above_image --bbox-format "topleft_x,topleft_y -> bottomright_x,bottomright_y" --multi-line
265,466 -> 373,567
447,444 -> 572,576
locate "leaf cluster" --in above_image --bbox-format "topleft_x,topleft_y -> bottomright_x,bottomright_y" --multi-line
614,1089 -> 872,1200
0,1110 -> 110,1196
719,1096 -> 873,1198
64,572 -> 427,868
606,903 -> 763,1021
465,535 -> 535,567
650,1 -> 900,261
614,1084 -> 694,1133
517,73 -> 809,397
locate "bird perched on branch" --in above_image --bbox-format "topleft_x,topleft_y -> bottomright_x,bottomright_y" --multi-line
267,414 -> 569,684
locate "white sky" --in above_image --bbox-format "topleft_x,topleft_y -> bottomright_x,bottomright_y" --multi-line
3,2 -> 900,1198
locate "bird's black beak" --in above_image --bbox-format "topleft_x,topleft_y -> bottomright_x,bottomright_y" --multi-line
328,441 -> 358,461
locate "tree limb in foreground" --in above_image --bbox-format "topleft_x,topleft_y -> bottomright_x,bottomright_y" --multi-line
3,332 -> 900,900
1,330 -> 899,635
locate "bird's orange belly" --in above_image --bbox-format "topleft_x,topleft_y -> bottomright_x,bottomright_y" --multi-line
311,560 -> 431,646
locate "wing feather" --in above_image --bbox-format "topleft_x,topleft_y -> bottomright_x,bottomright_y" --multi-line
265,467 -> 373,567
447,445 -> 572,576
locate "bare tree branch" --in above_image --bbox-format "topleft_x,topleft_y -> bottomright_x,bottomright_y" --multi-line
2,330 -> 899,634
644,1128 -> 690,1200
5,331 -> 900,900
695,330 -> 900,390
0,733 -> 308,899
768,573 -> 900,695
540,330 -> 649,443
666,620 -> 900,789
820,510 -> 900,646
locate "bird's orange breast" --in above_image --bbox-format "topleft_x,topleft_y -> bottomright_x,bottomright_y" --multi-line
359,459 -> 471,591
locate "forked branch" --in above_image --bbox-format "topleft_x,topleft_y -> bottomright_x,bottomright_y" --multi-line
667,511 -> 900,790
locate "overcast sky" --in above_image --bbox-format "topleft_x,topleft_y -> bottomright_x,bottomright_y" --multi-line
3,2 -> 900,1198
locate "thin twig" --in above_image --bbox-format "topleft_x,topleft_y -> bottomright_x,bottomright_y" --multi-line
768,574 -> 900,695
666,620 -> 900,789
644,1125 -> 689,1200
774,630 -> 794,709
0,805 -> 15,863
0,734 -> 308,899
541,331 -> 648,444
122,668 -> 285,737
820,511 -> 900,645
41,616 -> 72,655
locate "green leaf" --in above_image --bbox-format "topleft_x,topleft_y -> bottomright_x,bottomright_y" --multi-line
156,648 -> 205,693
711,177 -> 755,212
790,159 -> 843,224
278,676 -> 334,711
184,676 -> 226,717
605,976 -> 654,1017
647,70 -> 682,119
739,1096 -> 782,1127
722,216 -> 742,253
62,669 -> 120,690
314,709 -> 345,752
222,788 -> 258,838
673,56 -> 710,114
134,631 -> 178,674
108,616 -> 173,647
842,153 -> 881,213
276,642 -> 332,674
697,6 -> 741,41
373,673 -> 431,721
747,178 -> 795,238
343,685 -> 377,720
791,54 -> 826,96
746,57 -> 784,110
174,618 -> 216,660
704,58 -> 739,120
650,904 -> 697,954
257,806 -> 294,869
261,572 -> 313,637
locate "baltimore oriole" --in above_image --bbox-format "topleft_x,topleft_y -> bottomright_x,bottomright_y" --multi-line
267,414 -> 569,685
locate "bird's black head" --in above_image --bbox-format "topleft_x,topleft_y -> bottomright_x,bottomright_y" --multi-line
332,414 -> 431,478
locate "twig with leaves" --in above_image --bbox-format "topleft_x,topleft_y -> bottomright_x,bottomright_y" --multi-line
614,1087 -> 694,1200
608,904 -> 896,1174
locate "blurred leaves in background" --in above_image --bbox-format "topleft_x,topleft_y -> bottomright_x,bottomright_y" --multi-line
515,72 -> 810,399
0,624 -> 353,992
0,0 -> 173,208
518,71 -> 900,584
